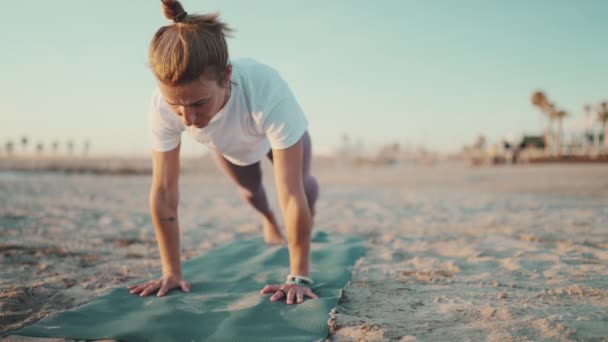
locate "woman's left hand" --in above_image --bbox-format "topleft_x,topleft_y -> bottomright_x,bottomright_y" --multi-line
260,284 -> 318,304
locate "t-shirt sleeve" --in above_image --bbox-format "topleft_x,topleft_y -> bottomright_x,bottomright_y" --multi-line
148,89 -> 184,152
261,84 -> 309,150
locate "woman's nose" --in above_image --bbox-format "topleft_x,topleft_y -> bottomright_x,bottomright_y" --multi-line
181,109 -> 196,126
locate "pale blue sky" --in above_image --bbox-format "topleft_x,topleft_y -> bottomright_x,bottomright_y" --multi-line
1,1 -> 606,156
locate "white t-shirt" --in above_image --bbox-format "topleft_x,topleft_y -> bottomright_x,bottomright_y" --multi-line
149,58 -> 308,166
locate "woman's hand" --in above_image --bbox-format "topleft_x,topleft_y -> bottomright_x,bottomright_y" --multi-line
128,273 -> 190,297
260,283 -> 318,304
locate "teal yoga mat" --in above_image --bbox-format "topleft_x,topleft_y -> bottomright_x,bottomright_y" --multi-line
11,231 -> 364,342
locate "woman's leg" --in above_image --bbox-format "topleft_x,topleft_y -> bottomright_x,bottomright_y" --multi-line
302,132 -> 319,217
212,152 -> 285,244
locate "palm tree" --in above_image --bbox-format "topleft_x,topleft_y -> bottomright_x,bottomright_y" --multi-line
583,104 -> 592,155
530,91 -> 552,154
52,140 -> 60,154
20,136 -> 29,155
598,101 -> 608,153
473,134 -> 486,150
470,134 -> 487,165
340,133 -> 351,158
67,140 -> 75,155
5,141 -> 15,156
83,140 -> 91,156
554,110 -> 567,157
35,142 -> 44,154
546,102 -> 558,156
531,91 -> 548,108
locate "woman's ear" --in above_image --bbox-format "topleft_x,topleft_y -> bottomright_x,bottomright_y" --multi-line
224,64 -> 233,85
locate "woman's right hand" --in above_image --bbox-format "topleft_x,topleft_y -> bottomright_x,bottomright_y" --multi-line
128,273 -> 190,297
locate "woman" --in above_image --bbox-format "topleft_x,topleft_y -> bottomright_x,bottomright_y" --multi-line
127,0 -> 319,305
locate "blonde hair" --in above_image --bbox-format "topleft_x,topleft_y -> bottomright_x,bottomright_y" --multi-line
149,0 -> 234,86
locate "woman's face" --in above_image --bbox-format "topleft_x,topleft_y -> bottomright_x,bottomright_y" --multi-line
158,68 -> 232,129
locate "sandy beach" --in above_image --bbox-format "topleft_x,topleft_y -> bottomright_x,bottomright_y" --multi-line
1,160 -> 607,341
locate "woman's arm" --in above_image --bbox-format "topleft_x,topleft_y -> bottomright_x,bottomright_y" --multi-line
271,139 -> 312,277
260,138 -> 317,304
129,143 -> 190,297
149,143 -> 182,277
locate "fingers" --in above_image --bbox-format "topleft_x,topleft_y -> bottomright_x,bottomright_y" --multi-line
286,288 -> 296,305
305,288 -> 319,299
128,281 -> 150,291
129,277 -> 191,297
157,282 -> 169,297
129,282 -> 153,295
260,284 -> 281,294
270,289 -> 285,302
139,281 -> 161,297
157,280 -> 190,297
262,284 -> 318,304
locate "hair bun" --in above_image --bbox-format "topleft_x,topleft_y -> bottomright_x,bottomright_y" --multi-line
160,0 -> 187,23
173,11 -> 188,23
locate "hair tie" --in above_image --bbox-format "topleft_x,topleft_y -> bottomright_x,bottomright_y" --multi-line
174,11 -> 188,23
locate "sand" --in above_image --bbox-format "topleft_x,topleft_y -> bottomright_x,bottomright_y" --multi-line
1,160 -> 607,341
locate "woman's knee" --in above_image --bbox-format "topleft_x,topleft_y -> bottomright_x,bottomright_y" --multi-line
226,165 -> 263,200
237,181 -> 263,201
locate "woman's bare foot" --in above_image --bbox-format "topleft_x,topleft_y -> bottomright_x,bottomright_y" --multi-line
262,213 -> 285,245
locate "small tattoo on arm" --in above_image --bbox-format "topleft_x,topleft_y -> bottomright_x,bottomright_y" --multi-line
160,216 -> 177,222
